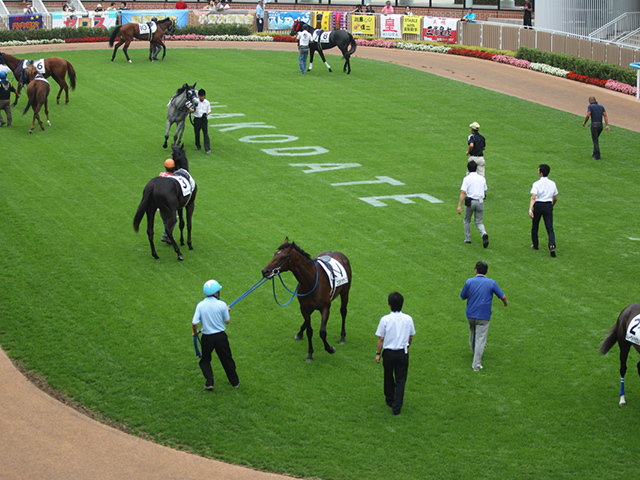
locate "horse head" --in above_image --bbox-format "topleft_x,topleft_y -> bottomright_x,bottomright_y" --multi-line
171,143 -> 189,171
24,65 -> 38,83
262,237 -> 295,279
290,20 -> 301,36
165,18 -> 176,35
185,82 -> 198,109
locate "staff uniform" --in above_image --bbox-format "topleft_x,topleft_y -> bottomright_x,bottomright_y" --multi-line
467,131 -> 486,176
297,30 -> 313,74
192,296 -> 239,389
375,311 -> 415,415
193,98 -> 211,154
0,77 -> 17,127
460,274 -> 505,370
460,172 -> 488,245
530,176 -> 558,251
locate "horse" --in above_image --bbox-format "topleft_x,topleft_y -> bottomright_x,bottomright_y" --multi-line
133,144 -> 197,261
261,238 -> 352,361
163,83 -> 198,149
290,20 -> 357,74
22,66 -> 51,135
109,17 -> 176,63
599,303 -> 640,405
0,51 -> 76,106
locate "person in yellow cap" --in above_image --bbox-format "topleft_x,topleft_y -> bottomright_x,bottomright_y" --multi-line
159,158 -> 175,177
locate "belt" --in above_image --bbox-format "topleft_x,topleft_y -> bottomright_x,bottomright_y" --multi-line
591,122 -> 602,125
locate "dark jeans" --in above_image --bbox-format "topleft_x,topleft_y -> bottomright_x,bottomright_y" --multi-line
194,116 -> 210,151
591,123 -> 603,159
199,331 -> 239,388
531,201 -> 555,249
257,18 -> 264,32
383,349 -> 409,414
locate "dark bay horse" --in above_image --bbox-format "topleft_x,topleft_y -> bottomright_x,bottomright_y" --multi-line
0,52 -> 76,106
262,238 -> 352,361
290,20 -> 357,74
599,303 -> 640,405
133,144 -> 197,261
109,17 -> 175,63
163,83 -> 198,149
22,66 -> 51,135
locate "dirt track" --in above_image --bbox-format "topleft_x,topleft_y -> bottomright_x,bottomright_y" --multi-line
1,40 -> 639,480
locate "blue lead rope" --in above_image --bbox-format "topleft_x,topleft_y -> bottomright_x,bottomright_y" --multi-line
193,331 -> 202,358
229,277 -> 270,308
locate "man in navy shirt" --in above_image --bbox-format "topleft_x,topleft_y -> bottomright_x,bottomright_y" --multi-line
460,262 -> 508,371
582,96 -> 610,160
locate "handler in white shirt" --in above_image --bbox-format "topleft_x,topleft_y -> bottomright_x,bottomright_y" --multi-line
529,163 -> 558,257
457,160 -> 489,248
193,88 -> 212,154
375,291 -> 415,415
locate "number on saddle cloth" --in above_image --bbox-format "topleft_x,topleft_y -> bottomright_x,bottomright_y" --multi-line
625,313 -> 640,346
171,169 -> 195,197
138,22 -> 157,35
312,30 -> 331,44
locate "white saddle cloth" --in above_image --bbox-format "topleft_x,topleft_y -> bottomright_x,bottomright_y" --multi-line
138,22 -> 157,35
317,256 -> 348,292
625,313 -> 640,346
170,169 -> 195,197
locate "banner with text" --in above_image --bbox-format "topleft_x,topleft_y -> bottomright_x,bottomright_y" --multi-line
121,10 -> 189,28
267,10 -> 311,31
51,11 -> 118,29
9,14 -> 43,30
423,16 -> 457,43
193,10 -> 255,26
313,11 -> 331,30
402,15 -> 422,35
351,14 -> 375,36
380,14 -> 402,39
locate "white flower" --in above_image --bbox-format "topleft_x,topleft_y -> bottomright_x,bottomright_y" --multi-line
529,62 -> 569,77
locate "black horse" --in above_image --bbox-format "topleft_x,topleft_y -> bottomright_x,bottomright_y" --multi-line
290,20 -> 357,74
133,144 -> 197,261
600,303 -> 640,405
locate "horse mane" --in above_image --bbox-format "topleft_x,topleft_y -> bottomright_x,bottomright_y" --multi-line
278,241 -> 312,261
175,83 -> 188,96
171,144 -> 189,171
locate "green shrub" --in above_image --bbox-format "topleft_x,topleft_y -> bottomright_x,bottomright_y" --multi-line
516,45 -> 636,85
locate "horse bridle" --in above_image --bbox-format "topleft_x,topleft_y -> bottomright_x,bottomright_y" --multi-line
266,250 -> 291,279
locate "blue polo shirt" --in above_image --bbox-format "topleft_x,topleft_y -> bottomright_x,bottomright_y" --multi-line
588,102 -> 606,123
460,275 -> 505,321
192,296 -> 229,334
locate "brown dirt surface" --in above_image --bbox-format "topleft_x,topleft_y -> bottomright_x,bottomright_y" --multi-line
1,39 -> 639,480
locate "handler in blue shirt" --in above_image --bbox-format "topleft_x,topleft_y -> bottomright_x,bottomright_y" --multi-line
582,96 -> 609,160
192,279 -> 239,390
460,262 -> 508,371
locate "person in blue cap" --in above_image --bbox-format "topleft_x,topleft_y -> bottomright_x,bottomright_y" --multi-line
192,279 -> 240,391
0,70 -> 17,127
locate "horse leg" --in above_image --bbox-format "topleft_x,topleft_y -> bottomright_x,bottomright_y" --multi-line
619,341 -> 631,405
177,207 -> 185,246
123,41 -> 132,64
50,75 -> 67,105
164,210 -> 184,261
315,48 -> 332,72
43,96 -> 50,127
12,83 -> 22,107
146,209 -> 159,259
185,200 -> 195,250
111,39 -> 124,62
294,320 -> 306,341
338,289 -> 349,344
318,307 -> 336,355
163,118 -> 172,148
174,121 -> 185,146
300,308 -> 314,361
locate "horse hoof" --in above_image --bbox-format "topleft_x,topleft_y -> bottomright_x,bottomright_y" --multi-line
128,60 -> 132,64
28,130 -> 33,135
620,395 -> 626,406
294,334 -> 303,341
339,339 -> 346,345
178,255 -> 184,261
188,245 -> 194,251
153,254 -> 159,260
47,121 -> 51,126
328,346 -> 336,354
305,357 -> 314,362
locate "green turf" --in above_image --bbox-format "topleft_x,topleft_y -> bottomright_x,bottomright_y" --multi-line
1,47 -> 640,479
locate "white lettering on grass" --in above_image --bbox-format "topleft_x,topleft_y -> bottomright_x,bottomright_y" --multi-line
263,147 -> 329,156
209,113 -> 246,120
359,194 -> 444,207
210,123 -> 277,132
331,176 -> 405,187
239,135 -> 299,143
290,163 -> 361,173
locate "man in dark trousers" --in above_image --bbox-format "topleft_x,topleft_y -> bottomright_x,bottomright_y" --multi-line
375,292 -> 415,415
192,279 -> 240,391
0,70 -> 17,127
523,1 -> 533,29
582,96 -> 610,160
529,164 -> 558,257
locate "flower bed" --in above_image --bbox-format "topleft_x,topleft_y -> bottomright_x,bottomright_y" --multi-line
492,55 -> 531,69
605,79 -> 637,96
65,37 -> 110,43
356,39 -> 395,49
448,48 -> 495,60
566,71 -> 607,87
272,35 -> 296,43
529,63 -> 569,77
395,42 -> 451,54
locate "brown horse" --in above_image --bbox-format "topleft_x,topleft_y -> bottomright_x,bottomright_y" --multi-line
22,66 -> 51,135
599,303 -> 640,405
262,238 -> 352,361
109,17 -> 176,63
0,52 -> 76,106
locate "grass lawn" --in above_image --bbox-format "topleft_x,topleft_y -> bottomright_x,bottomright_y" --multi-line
1,47 -> 640,479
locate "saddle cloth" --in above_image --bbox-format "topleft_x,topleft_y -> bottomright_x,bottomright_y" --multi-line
312,29 -> 331,43
317,255 -> 348,298
170,169 -> 195,197
625,313 -> 640,346
21,59 -> 46,75
34,75 -> 50,85
138,22 -> 157,35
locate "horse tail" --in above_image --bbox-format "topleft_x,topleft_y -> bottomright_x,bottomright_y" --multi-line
599,324 -> 618,355
347,34 -> 357,56
133,183 -> 154,233
22,94 -> 33,116
109,26 -> 121,47
66,61 -> 76,91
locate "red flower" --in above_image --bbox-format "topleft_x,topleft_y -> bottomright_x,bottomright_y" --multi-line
272,35 -> 297,43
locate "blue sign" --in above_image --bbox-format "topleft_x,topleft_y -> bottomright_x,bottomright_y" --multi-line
121,10 -> 189,28
9,14 -> 43,30
267,10 -> 311,31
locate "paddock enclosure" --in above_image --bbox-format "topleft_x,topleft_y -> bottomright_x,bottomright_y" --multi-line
1,46 -> 640,479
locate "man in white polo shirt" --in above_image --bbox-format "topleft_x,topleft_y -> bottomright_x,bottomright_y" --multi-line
529,163 -> 558,257
375,292 -> 415,415
457,160 -> 489,248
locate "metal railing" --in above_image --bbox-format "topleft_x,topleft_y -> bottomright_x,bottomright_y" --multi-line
589,12 -> 640,41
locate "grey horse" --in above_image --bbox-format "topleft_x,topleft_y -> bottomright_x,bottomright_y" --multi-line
163,83 -> 198,149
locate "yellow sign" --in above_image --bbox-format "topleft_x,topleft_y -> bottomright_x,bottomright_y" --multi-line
403,16 -> 421,35
351,14 -> 375,36
313,11 -> 331,30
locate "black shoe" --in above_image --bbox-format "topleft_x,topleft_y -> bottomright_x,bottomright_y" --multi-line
204,385 -> 214,391
482,234 -> 489,248
393,408 -> 401,416
196,147 -> 201,151
550,245 -> 556,258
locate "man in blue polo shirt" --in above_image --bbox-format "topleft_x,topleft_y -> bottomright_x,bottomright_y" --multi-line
460,262 -> 508,371
582,96 -> 610,160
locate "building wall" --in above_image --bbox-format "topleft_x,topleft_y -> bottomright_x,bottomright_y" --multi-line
536,0 -> 640,36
